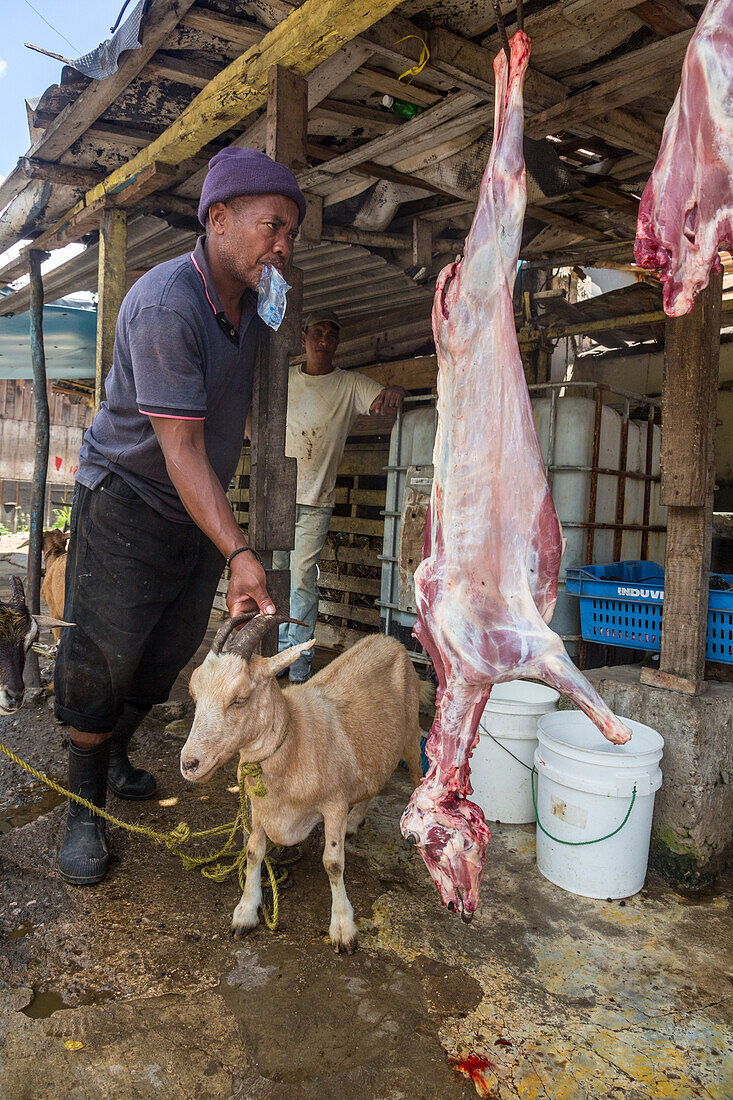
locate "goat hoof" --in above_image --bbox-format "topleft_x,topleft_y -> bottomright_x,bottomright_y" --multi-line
231,913 -> 259,938
331,934 -> 358,955
330,928 -> 358,954
231,924 -> 255,939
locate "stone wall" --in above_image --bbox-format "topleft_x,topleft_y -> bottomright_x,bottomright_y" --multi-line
587,665 -> 733,887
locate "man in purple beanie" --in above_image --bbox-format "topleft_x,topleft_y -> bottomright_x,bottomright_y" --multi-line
53,147 -> 305,885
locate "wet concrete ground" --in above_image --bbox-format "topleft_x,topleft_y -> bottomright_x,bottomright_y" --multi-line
0,558 -> 731,1097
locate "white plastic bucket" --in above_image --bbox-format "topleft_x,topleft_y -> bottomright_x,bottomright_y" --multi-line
534,713 -> 664,899
473,681 -> 560,824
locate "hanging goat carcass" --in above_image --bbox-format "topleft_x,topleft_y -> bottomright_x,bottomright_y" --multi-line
180,614 -> 423,952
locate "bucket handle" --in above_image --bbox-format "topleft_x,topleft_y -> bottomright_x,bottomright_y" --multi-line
531,768 -> 636,847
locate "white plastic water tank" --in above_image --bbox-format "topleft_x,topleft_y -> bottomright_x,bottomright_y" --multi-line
380,394 -> 666,644
381,405 -> 436,630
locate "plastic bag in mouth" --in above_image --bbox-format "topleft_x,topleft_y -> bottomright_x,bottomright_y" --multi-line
257,263 -> 292,330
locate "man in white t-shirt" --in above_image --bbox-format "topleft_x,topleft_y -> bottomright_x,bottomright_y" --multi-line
273,309 -> 405,681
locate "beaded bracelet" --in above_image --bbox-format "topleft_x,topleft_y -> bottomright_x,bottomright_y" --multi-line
226,545 -> 263,569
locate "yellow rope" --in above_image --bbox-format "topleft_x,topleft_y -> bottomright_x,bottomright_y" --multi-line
0,738 -> 299,931
395,34 -> 430,84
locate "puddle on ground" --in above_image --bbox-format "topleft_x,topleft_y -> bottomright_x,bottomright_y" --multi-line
0,784 -> 65,834
672,880 -> 730,906
6,921 -> 35,939
21,987 -> 116,1019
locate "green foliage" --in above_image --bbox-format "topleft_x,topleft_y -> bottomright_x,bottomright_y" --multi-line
52,505 -> 72,531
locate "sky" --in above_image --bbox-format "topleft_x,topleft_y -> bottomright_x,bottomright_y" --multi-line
1,0 -> 127,178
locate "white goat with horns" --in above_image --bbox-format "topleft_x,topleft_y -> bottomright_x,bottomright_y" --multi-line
180,612 -> 423,953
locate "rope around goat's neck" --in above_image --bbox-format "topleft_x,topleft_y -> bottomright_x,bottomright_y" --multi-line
239,723 -> 289,799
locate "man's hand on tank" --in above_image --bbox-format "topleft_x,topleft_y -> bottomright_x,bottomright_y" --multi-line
371,386 -> 406,414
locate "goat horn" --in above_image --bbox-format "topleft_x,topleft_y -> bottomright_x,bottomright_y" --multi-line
215,613 -> 308,662
227,614 -> 290,661
8,576 -> 26,609
211,612 -> 259,655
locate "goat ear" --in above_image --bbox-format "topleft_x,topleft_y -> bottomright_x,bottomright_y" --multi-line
33,615 -> 75,629
260,639 -> 315,680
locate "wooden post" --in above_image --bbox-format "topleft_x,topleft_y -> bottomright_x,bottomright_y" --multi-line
25,250 -> 49,692
94,207 -> 127,411
249,65 -> 305,652
641,270 -> 722,694
412,218 -> 432,272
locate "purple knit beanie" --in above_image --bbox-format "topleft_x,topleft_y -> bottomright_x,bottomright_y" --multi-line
197,147 -> 306,227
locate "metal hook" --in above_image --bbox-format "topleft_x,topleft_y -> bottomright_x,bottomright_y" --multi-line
491,0 -> 512,66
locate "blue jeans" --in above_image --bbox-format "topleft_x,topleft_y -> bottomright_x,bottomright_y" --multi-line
273,504 -> 332,681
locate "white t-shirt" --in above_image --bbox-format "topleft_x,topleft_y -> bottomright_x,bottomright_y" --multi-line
285,365 -> 383,507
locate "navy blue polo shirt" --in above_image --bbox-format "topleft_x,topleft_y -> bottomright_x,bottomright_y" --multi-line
77,235 -> 260,522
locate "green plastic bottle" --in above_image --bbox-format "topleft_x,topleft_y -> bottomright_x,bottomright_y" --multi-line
381,94 -> 422,120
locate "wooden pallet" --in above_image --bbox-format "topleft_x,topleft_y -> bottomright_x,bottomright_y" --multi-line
216,440 -> 389,647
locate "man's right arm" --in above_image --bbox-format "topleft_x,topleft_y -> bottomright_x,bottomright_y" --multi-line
149,416 -> 275,618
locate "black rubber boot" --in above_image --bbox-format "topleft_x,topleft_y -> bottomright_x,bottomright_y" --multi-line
108,704 -> 157,800
57,740 -> 111,885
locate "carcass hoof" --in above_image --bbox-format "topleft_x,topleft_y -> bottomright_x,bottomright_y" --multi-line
460,909 -> 474,925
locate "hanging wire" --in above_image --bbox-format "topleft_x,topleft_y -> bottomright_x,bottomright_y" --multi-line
23,0 -> 78,53
491,0 -> 512,66
516,0 -> 524,33
110,0 -> 137,34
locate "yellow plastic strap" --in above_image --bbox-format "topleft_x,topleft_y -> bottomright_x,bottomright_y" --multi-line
395,35 -> 430,85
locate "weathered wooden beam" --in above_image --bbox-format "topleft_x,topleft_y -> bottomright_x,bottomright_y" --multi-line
94,209 -> 128,412
28,163 -> 176,254
544,296 -> 732,338
361,355 -> 438,390
526,203 -> 609,243
25,250 -> 49,691
145,51 -> 222,89
631,0 -> 696,36
314,98 -> 400,130
349,67 -> 441,107
660,274 -> 722,509
526,68 -> 673,140
17,157 -> 106,189
320,224 -> 411,249
642,272 -> 722,692
300,195 -> 323,244
412,219 -> 433,269
522,236 -> 637,264
179,8 -> 264,50
305,143 -> 460,200
565,26 -> 695,88
267,66 -> 308,171
25,0 -> 409,260
31,115 -> 161,148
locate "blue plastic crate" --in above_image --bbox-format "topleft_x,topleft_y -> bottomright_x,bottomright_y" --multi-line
566,561 -> 733,664
400,736 -> 430,776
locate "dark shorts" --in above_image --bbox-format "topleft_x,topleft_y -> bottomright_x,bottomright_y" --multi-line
54,473 -> 224,733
